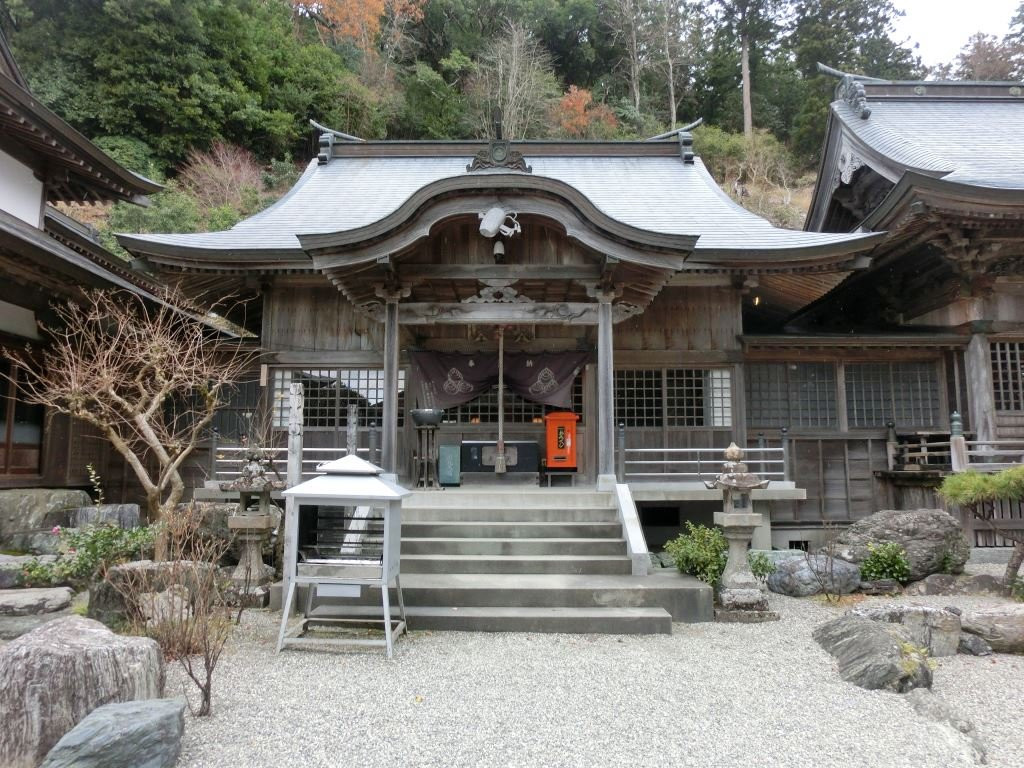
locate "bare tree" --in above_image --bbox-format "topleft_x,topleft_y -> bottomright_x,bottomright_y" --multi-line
4,289 -> 257,555
113,503 -> 232,717
650,1 -> 702,129
606,0 -> 654,115
466,21 -> 560,139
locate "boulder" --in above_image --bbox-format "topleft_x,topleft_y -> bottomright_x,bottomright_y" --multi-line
5,530 -> 62,555
39,698 -> 185,768
961,605 -> 1024,653
139,585 -> 191,629
813,614 -> 933,692
0,611 -> 73,641
0,587 -> 74,616
850,603 -> 961,657
834,508 -> 970,581
0,489 -> 91,548
67,504 -> 141,530
906,689 -> 987,764
0,616 -> 163,768
766,554 -> 861,597
958,632 -> 993,656
905,573 -> 1010,597
88,559 -> 215,626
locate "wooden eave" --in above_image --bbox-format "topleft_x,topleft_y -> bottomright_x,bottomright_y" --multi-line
0,73 -> 161,205
114,235 -> 313,272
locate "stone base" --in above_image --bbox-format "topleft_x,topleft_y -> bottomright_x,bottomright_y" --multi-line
715,609 -> 781,623
718,587 -> 768,612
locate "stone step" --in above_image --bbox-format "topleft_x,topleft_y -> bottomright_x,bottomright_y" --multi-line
0,587 -> 73,617
401,537 -> 627,556
307,605 -> 673,635
400,521 -> 623,539
401,507 -> 618,523
404,490 -> 613,509
272,571 -> 713,623
400,554 -> 633,575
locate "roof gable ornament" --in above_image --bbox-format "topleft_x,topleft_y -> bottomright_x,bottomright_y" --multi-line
837,75 -> 872,120
467,108 -> 532,173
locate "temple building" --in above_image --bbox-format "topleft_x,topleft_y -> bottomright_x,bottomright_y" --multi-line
117,70 -> 1024,555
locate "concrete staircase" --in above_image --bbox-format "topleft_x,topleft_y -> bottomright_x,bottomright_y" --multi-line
303,488 -> 712,635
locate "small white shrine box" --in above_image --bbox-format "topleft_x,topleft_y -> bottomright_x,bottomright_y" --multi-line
277,455 -> 410,658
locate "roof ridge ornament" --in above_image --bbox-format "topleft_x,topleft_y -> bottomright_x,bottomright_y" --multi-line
467,108 -> 532,173
837,75 -> 872,120
817,63 -> 882,120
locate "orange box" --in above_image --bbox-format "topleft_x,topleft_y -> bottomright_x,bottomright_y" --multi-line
544,411 -> 579,470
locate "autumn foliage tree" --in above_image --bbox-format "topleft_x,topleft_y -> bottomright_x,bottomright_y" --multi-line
4,290 -> 256,553
550,86 -> 618,139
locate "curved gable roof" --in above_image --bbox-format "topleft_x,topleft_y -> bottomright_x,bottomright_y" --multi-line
119,143 -> 877,268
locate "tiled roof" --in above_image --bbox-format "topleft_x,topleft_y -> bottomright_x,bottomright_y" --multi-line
833,95 -> 1024,189
121,151 -> 873,258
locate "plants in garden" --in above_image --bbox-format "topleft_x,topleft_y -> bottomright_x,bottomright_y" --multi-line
664,522 -> 728,585
860,541 -> 911,583
748,551 -> 777,583
22,524 -> 157,589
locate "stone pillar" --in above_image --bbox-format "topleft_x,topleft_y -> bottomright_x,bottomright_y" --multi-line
381,293 -> 401,478
595,289 -> 616,487
964,334 -> 996,444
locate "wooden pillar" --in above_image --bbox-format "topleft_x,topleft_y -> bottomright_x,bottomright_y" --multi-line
594,289 -> 616,485
382,295 -> 400,476
964,334 -> 996,444
283,382 -> 303,613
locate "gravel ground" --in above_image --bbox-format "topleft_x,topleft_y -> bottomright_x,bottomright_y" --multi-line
168,566 -> 1022,768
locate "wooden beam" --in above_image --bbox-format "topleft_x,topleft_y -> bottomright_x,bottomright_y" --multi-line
361,301 -> 643,325
395,264 -> 603,281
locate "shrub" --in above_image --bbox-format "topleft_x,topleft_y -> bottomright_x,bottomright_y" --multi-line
748,551 -> 777,584
860,541 -> 911,583
1012,577 -> 1024,603
22,524 -> 157,589
664,522 -> 728,585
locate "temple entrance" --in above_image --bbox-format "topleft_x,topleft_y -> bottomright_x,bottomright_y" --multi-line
406,328 -> 591,486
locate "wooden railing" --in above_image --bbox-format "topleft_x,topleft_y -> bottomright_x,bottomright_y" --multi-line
616,425 -> 789,482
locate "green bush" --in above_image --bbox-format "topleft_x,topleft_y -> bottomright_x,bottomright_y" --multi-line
748,551 -> 777,584
664,522 -> 728,585
22,524 -> 158,589
1012,577 -> 1024,603
860,541 -> 911,583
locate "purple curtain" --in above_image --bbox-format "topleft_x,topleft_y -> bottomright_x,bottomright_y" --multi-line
411,351 -> 588,410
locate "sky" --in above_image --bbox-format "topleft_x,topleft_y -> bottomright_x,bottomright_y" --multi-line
892,0 -> 1020,68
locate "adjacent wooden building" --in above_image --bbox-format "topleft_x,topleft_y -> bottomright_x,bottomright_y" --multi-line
0,29 -> 162,491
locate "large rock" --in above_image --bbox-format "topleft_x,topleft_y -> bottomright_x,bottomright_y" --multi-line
766,554 -> 861,597
67,504 -> 141,530
850,603 -> 961,657
40,698 -> 185,768
0,587 -> 74,616
906,689 -> 987,764
0,489 -> 91,548
834,508 -> 970,581
961,605 -> 1024,653
88,559 -> 215,626
905,572 -> 1010,597
813,614 -> 933,692
0,616 -> 164,768
958,632 -> 993,656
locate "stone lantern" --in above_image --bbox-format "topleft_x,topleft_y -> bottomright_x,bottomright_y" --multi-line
219,447 -> 284,588
705,443 -> 772,615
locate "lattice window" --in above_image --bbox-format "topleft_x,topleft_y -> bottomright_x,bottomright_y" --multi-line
616,369 -> 663,427
746,363 -> 837,428
443,378 -> 584,424
617,368 -> 732,428
845,362 -> 940,428
992,342 -> 1024,411
272,369 -> 405,428
212,380 -> 263,440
